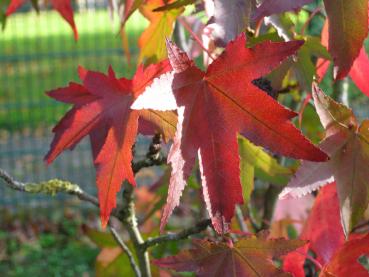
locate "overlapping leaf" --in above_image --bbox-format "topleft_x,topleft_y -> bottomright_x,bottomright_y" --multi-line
132,33 -> 327,233
350,47 -> 369,98
154,236 -> 306,276
208,0 -> 253,47
238,137 -> 293,203
5,0 -> 78,39
320,233 -> 369,277
281,84 -> 369,236
283,183 -> 345,276
45,61 -> 177,228
138,0 -> 183,64
324,0 -> 368,79
252,0 -> 312,22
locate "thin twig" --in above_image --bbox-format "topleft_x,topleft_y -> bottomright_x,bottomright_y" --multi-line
120,184 -> 151,277
177,17 -> 216,61
0,168 -> 100,207
109,225 -> 141,277
142,219 -> 211,250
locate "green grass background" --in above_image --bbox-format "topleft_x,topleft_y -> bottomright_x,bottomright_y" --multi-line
0,9 -> 147,130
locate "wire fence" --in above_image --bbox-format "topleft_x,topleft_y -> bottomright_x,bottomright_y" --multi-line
0,0 -> 155,210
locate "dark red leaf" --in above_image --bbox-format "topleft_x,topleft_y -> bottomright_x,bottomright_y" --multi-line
46,61 -> 176,228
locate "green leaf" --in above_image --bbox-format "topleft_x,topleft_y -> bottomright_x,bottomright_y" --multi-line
240,159 -> 254,203
238,137 -> 293,189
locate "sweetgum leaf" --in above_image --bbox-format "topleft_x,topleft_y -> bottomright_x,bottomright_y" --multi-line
132,33 -> 328,233
6,0 -> 78,40
320,233 -> 369,277
252,0 -> 312,22
45,61 -> 177,228
154,236 -> 307,276
138,0 -> 183,64
210,0 -> 252,47
284,183 -> 345,276
153,0 -> 195,12
121,0 -> 144,26
350,47 -> 369,98
323,0 -> 368,79
281,84 -> 369,236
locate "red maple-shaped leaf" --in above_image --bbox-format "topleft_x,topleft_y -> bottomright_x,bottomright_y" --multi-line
45,61 -> 177,227
283,183 -> 345,276
281,83 -> 369,236
154,235 -> 307,276
132,33 -> 328,233
320,233 -> 369,277
6,0 -> 78,40
324,0 -> 368,79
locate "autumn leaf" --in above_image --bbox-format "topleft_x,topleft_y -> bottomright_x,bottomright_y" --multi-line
138,0 -> 183,64
238,137 -> 293,199
293,36 -> 331,91
154,235 -> 307,276
323,0 -> 368,79
252,0 -> 313,22
317,19 -> 369,97
208,0 -> 253,47
320,233 -> 369,277
45,61 -> 177,228
350,47 -> 369,98
132,33 -> 328,233
6,0 -> 78,40
153,0 -> 195,12
281,84 -> 369,236
283,183 -> 345,275
121,0 -> 145,26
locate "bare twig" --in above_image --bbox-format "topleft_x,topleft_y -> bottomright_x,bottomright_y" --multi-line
119,183 -> 151,277
142,219 -> 211,250
0,133 -> 210,277
109,225 -> 141,277
132,133 -> 166,174
0,168 -> 99,207
177,16 -> 216,61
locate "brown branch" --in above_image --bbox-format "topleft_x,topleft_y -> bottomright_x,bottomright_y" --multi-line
109,225 -> 141,277
141,219 -> 211,250
0,168 -> 99,207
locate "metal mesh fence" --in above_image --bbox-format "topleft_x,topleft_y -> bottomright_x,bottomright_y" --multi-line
0,0 -> 150,209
